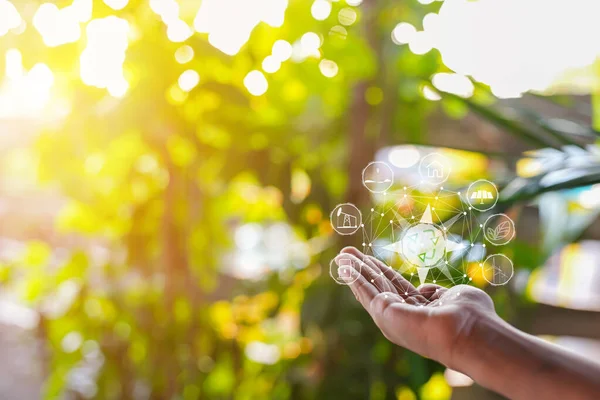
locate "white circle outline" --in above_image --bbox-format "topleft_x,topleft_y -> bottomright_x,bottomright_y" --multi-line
362,161 -> 394,193
466,179 -> 499,212
483,213 -> 516,246
482,253 -> 514,286
330,203 -> 362,235
399,222 -> 447,269
418,152 -> 451,185
330,256 -> 362,285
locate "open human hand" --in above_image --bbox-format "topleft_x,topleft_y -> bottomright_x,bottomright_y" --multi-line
335,247 -> 496,368
336,247 -> 600,399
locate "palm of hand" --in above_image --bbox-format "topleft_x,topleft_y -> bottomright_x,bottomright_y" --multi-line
336,247 -> 496,367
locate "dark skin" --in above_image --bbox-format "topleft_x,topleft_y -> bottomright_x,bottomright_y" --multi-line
335,247 -> 600,400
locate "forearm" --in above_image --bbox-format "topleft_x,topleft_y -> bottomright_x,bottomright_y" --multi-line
452,313 -> 600,399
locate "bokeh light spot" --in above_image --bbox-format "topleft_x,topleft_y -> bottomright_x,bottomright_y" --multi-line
432,73 -> 474,98
300,32 -> 321,52
174,45 -> 194,64
0,0 -> 22,36
80,16 -> 130,97
178,69 -> 200,92
338,7 -> 357,26
244,70 -> 268,96
388,146 -> 421,168
103,0 -> 129,10
391,22 -> 416,45
311,0 -> 331,21
319,59 -> 339,78
262,56 -> 281,74
272,40 -> 293,62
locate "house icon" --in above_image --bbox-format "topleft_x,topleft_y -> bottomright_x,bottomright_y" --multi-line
426,161 -> 444,178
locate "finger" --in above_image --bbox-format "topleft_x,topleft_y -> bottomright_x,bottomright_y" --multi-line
335,264 -> 378,310
418,284 -> 448,302
403,296 -> 421,305
367,255 -> 420,295
338,250 -> 392,293
340,247 -> 396,293
425,298 -> 445,307
369,257 -> 427,301
418,284 -> 439,298
341,247 -> 424,300
341,247 -> 404,293
427,289 -> 446,303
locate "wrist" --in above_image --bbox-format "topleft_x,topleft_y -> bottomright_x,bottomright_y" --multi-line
446,310 -> 505,375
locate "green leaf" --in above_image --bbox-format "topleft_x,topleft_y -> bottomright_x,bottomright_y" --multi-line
440,97 -> 468,119
516,108 -> 585,148
500,166 -> 600,207
439,91 -> 560,149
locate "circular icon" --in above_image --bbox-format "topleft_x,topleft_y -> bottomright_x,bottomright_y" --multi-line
330,203 -> 362,235
401,223 -> 447,268
418,153 -> 451,185
482,254 -> 514,286
466,179 -> 498,212
483,214 -> 515,246
362,161 -> 394,193
330,255 -> 362,285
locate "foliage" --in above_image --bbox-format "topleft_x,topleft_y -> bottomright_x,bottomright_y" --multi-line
2,0 -> 600,399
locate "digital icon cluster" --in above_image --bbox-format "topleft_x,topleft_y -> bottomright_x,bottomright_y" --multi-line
330,154 -> 516,289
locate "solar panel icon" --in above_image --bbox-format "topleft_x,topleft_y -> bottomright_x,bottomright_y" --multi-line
466,179 -> 499,212
470,190 -> 494,204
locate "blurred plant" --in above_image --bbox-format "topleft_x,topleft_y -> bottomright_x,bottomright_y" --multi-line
1,0 -> 600,399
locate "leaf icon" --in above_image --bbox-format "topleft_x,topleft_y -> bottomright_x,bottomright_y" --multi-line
495,221 -> 511,238
488,220 -> 511,241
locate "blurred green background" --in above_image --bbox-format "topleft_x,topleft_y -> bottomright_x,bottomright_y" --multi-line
1,0 -> 600,399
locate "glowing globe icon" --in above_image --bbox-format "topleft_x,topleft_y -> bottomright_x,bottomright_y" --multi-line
402,223 -> 446,268
383,204 -> 467,285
